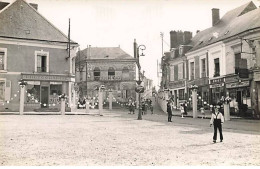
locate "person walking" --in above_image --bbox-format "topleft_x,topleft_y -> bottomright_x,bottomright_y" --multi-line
167,100 -> 172,122
184,101 -> 188,115
210,104 -> 224,143
180,103 -> 185,118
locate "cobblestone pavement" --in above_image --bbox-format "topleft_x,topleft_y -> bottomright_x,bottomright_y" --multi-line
0,108 -> 259,166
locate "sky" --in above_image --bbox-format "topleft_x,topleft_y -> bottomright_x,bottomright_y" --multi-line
3,0 -> 260,88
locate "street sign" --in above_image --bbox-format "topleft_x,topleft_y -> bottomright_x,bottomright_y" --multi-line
135,85 -> 144,93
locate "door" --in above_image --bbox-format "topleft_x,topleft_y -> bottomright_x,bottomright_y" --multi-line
41,86 -> 49,108
236,91 -> 242,106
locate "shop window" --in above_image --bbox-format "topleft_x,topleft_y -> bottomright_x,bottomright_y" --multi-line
49,84 -> 62,104
26,84 -> 40,103
108,67 -> 115,80
178,89 -> 185,100
214,58 -> 220,77
94,67 -> 100,81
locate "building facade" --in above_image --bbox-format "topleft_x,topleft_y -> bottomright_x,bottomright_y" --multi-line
160,2 -> 260,117
76,46 -> 136,104
0,0 -> 78,112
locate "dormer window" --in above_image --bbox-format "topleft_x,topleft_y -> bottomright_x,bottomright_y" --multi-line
224,30 -> 229,35
179,46 -> 183,56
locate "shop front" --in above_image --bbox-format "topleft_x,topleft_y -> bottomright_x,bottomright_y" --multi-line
22,73 -> 73,111
209,77 -> 225,105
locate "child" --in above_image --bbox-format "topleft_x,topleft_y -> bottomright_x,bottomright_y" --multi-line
180,103 -> 185,118
200,106 -> 205,119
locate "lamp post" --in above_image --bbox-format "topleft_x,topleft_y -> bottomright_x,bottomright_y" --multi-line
99,85 -> 105,116
136,44 -> 146,120
19,79 -> 27,115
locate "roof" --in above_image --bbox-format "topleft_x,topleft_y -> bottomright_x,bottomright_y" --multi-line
0,0 -> 77,44
188,1 -> 259,53
78,47 -> 135,60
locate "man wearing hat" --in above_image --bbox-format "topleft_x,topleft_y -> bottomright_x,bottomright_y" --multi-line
167,100 -> 173,122
210,104 -> 224,143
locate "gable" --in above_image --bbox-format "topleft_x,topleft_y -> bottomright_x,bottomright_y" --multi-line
0,0 -> 76,44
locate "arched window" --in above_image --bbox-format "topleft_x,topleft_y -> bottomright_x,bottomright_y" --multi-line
122,67 -> 129,80
108,67 -> 115,80
94,67 -> 100,81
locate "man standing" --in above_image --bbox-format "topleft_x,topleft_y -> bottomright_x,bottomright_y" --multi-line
167,100 -> 172,122
210,104 -> 224,143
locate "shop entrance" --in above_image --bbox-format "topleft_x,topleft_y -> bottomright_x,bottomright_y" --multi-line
41,86 -> 49,108
236,91 -> 242,106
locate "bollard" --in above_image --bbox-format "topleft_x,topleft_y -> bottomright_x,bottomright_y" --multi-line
86,101 -> 89,114
224,103 -> 230,121
19,86 -> 25,115
61,98 -> 65,115
109,91 -> 112,110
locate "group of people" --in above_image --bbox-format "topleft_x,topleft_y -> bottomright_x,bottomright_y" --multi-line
128,99 -> 154,115
167,100 -> 224,143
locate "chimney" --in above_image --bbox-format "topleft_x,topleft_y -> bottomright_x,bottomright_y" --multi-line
212,8 -> 220,26
170,30 -> 177,49
0,2 -> 9,10
134,39 -> 137,58
29,3 -> 38,10
183,31 -> 192,45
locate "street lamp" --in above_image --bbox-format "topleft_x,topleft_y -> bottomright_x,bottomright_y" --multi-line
136,44 -> 146,120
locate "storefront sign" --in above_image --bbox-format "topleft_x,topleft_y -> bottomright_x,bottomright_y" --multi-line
22,74 -> 70,82
210,83 -> 223,88
226,81 -> 250,88
210,77 -> 224,84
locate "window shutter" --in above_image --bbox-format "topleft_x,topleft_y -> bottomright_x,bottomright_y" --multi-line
5,80 -> 11,101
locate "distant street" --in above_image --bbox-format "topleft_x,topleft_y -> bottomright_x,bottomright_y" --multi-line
0,107 -> 260,166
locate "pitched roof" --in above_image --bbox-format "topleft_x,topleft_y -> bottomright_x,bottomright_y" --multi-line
0,0 -> 77,44
188,1 -> 259,53
78,47 -> 135,60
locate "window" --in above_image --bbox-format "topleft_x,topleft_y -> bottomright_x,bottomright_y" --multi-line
201,58 -> 206,77
235,53 -> 247,75
94,67 -> 100,81
190,62 -> 194,80
179,89 -> 185,100
122,67 -> 129,80
0,52 -> 5,70
108,67 -> 115,80
179,46 -> 183,56
178,63 -> 183,80
214,58 -> 220,77
35,51 -> 49,73
170,66 -> 174,81
0,81 -> 4,101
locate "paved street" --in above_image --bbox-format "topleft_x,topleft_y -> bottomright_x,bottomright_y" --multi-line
0,107 -> 260,166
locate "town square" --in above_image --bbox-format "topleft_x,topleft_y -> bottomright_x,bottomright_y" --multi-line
0,0 -> 260,166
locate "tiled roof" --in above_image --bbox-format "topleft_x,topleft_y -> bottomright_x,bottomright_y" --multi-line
188,1 -> 259,53
78,47 -> 135,60
0,0 -> 77,44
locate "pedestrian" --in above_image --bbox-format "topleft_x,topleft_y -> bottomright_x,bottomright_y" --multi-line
141,102 -> 146,115
210,104 -> 224,143
150,105 -> 154,114
184,101 -> 188,115
167,100 -> 172,122
200,106 -> 205,119
180,103 -> 185,118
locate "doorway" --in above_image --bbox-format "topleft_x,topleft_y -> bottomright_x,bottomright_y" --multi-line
236,91 -> 242,106
41,86 -> 49,108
